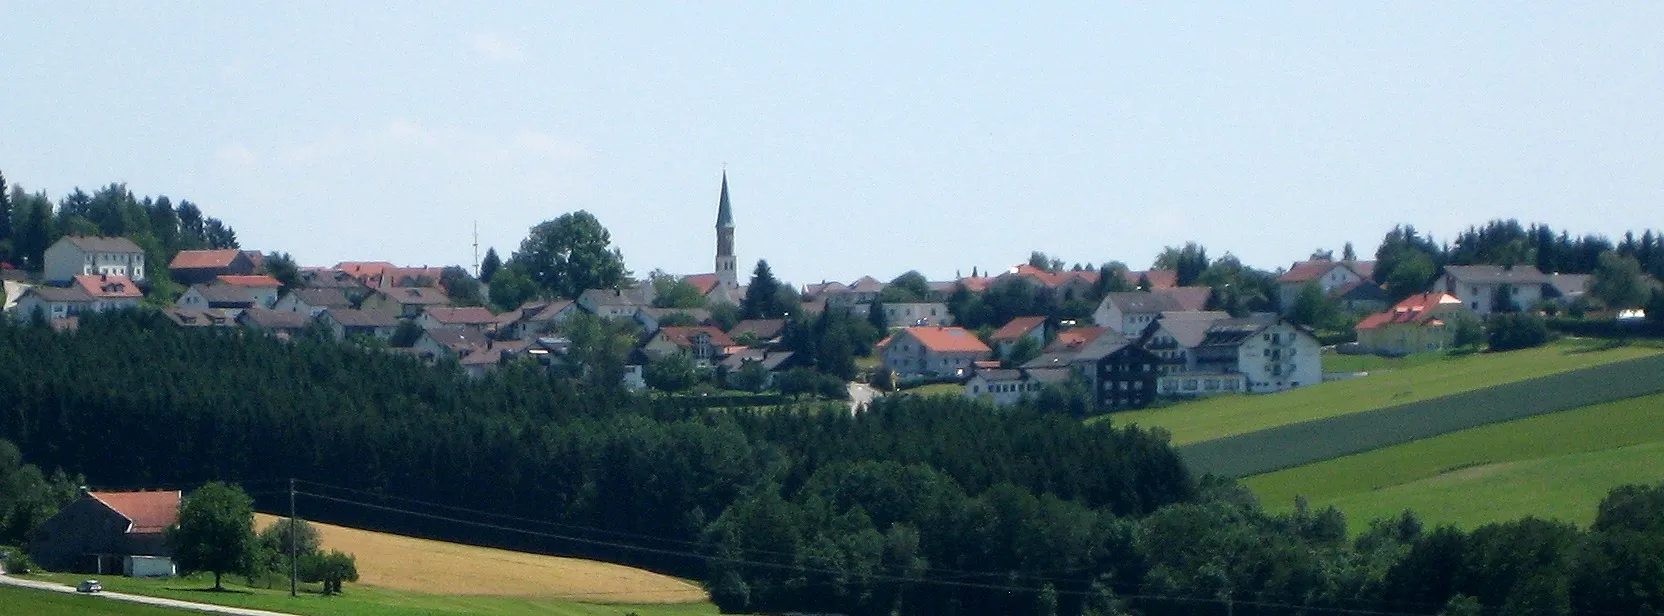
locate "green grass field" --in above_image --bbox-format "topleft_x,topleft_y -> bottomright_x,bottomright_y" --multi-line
1320,349 -> 1452,373
1245,393 -> 1664,533
0,585 -> 197,616
1107,340 -> 1663,445
21,573 -> 720,616
904,382 -> 965,397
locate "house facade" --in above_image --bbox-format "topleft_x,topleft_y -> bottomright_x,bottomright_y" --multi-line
28,490 -> 180,575
988,316 -> 1047,359
1276,259 -> 1372,312
417,306 -> 498,334
12,286 -> 95,322
44,236 -> 147,283
878,326 -> 992,378
1436,265 -> 1550,316
361,286 -> 451,318
1355,293 -> 1473,356
318,308 -> 401,341
964,367 -> 1070,407
643,326 -> 735,365
1093,292 -> 1182,336
274,288 -> 354,316
1178,316 -> 1321,395
881,302 -> 953,327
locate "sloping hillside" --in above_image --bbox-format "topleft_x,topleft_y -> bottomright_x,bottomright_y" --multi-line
253,514 -> 708,604
1245,393 -> 1664,532
1108,340 -> 1662,445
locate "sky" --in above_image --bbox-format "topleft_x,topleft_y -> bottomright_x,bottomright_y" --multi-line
3,3 -> 1661,286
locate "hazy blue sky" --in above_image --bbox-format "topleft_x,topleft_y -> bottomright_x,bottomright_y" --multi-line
3,3 -> 1661,285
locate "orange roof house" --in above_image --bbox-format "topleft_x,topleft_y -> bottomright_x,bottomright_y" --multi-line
73,274 -> 143,300
1354,293 -> 1472,356
879,326 -> 992,378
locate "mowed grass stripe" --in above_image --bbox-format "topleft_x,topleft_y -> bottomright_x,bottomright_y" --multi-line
252,514 -> 707,603
0,585 -> 199,616
1107,341 -> 1663,445
1177,353 -> 1664,477
1246,392 -> 1664,509
1306,442 -> 1664,534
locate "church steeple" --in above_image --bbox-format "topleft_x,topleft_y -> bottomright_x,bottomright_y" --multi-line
716,171 -> 735,230
715,171 -> 738,289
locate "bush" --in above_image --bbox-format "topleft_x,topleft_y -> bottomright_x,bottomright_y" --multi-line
1487,313 -> 1550,352
1,548 -> 39,574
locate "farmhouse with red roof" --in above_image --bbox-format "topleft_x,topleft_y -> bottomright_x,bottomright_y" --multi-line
878,326 -> 992,378
28,490 -> 182,576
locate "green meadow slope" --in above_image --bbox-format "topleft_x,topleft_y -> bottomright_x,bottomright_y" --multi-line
0,585 -> 197,616
1246,392 -> 1664,532
1108,340 -> 1663,445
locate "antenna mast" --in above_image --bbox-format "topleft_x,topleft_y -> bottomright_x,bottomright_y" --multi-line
472,221 -> 480,277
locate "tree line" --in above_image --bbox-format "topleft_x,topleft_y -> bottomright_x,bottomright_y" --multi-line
1,172 -> 240,280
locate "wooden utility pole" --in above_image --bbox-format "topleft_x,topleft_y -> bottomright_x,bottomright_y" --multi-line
289,478 -> 298,598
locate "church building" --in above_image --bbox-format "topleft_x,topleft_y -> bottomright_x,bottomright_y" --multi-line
683,172 -> 744,305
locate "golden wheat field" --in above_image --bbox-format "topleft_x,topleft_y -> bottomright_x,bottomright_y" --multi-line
253,513 -> 709,604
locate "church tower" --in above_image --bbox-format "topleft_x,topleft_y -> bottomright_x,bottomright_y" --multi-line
715,172 -> 738,289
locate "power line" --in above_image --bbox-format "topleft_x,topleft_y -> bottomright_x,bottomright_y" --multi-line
292,489 -> 1452,616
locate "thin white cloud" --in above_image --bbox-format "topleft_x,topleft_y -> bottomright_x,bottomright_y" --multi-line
466,31 -> 524,63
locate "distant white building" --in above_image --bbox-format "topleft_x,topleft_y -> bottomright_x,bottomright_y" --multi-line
44,236 -> 147,283
1435,265 -> 1551,316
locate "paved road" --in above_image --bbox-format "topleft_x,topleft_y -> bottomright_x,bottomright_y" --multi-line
0,564 -> 298,616
848,382 -> 880,414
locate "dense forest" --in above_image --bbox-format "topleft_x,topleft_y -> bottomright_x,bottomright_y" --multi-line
3,312 -> 1663,615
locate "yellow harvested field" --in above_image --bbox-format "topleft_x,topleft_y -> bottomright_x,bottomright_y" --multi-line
253,513 -> 708,604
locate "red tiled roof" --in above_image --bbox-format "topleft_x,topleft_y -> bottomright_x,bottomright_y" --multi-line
89,491 -> 181,534
990,316 -> 1046,341
1163,286 -> 1213,312
335,262 -> 395,280
169,249 -> 243,270
1355,293 -> 1463,331
378,286 -> 451,306
73,274 -> 142,299
900,326 -> 991,354
423,306 -> 497,325
1048,326 -> 1106,351
656,326 -> 735,349
1279,259 -> 1345,284
381,267 -> 448,288
216,275 -> 282,288
1124,270 -> 1178,290
682,274 -> 722,295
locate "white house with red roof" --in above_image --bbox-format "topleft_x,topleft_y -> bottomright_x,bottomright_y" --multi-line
1276,259 -> 1375,312
643,326 -> 735,365
988,316 -> 1047,358
72,274 -> 143,311
1354,293 -> 1473,356
417,306 -> 499,334
878,326 -> 992,378
28,489 -> 181,575
213,274 -> 283,308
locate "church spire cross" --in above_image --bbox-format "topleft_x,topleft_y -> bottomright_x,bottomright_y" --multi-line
716,171 -> 735,229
